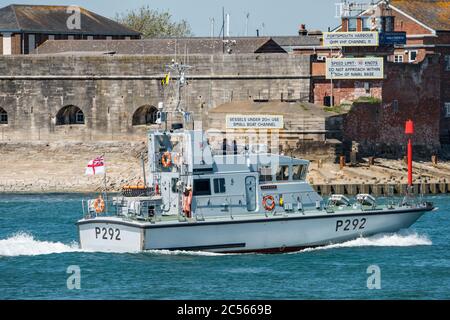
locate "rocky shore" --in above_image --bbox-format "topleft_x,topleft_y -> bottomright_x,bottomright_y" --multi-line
0,141 -> 147,193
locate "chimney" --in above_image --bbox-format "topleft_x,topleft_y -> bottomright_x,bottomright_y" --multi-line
298,24 -> 307,36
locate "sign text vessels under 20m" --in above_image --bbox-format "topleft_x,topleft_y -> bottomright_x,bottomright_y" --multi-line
226,115 -> 284,129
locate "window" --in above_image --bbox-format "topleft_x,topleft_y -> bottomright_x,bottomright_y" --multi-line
445,103 -> 450,118
362,17 -> 371,31
394,55 -> 403,63
348,18 -> 357,31
445,55 -> 450,71
259,166 -> 272,183
56,105 -> 84,125
0,108 -> 7,124
364,82 -> 370,94
213,178 -> 226,193
393,100 -> 399,113
75,110 -> 84,124
409,50 -> 418,63
132,105 -> 158,126
292,165 -> 304,181
171,178 -> 179,193
193,179 -> 211,196
276,165 -> 289,181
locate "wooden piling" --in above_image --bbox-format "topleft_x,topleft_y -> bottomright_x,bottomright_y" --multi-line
339,156 -> 345,170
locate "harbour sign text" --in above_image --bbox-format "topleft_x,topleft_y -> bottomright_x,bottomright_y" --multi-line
326,58 -> 384,79
323,32 -> 379,47
226,115 -> 284,129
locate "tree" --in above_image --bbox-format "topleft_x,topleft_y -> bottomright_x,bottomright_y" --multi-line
116,6 -> 192,38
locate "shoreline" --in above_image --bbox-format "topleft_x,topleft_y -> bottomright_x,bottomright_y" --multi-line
2,141 -> 450,195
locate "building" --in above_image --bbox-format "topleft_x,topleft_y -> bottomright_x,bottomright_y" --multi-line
0,53 -> 311,143
34,37 -> 286,55
330,0 -> 450,145
0,4 -> 141,55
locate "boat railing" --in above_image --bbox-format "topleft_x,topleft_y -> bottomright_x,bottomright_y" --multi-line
82,198 -> 112,219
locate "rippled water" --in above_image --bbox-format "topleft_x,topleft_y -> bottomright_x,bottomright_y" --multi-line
0,193 -> 449,299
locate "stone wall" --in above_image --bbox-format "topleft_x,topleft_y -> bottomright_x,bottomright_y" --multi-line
342,56 -> 441,155
0,53 -> 311,142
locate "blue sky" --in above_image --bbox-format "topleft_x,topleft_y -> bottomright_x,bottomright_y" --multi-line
0,0 -> 372,36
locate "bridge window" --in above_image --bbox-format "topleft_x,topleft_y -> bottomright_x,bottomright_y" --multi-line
276,165 -> 289,181
193,179 -> 211,196
259,166 -> 272,183
0,108 -> 7,124
56,105 -> 85,125
293,165 -> 307,181
132,105 -> 158,126
213,178 -> 226,193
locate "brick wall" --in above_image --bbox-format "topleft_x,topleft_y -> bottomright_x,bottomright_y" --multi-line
313,79 -> 382,106
342,54 -> 441,152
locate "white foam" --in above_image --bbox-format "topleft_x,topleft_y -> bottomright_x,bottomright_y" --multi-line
0,231 -> 432,257
296,232 -> 432,253
0,232 -> 81,257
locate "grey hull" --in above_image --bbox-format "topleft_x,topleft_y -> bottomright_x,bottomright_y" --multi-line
78,207 -> 432,253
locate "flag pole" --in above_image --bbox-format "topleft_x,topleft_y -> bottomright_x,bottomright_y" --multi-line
103,153 -> 108,214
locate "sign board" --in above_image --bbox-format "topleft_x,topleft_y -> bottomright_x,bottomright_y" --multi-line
323,32 -> 379,47
226,115 -> 284,129
326,58 -> 384,79
379,32 -> 407,45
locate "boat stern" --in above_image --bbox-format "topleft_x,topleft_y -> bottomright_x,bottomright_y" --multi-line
77,218 -> 145,253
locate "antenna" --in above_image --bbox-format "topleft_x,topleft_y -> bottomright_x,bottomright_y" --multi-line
226,13 -> 230,37
166,61 -> 192,114
222,7 -> 225,53
210,17 -> 215,37
245,12 -> 250,37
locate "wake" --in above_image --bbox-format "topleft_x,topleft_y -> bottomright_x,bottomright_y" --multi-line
0,232 -> 81,257
0,231 -> 432,257
296,231 -> 432,254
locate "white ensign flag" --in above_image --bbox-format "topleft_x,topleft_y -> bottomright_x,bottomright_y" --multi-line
85,156 -> 105,175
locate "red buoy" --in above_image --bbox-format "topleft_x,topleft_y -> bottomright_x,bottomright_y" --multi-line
405,120 -> 414,187
405,120 -> 414,135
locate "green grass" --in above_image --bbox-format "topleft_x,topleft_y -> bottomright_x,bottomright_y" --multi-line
324,105 -> 344,113
354,96 -> 382,104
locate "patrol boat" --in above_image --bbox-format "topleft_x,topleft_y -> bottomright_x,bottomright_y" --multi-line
76,63 -> 436,254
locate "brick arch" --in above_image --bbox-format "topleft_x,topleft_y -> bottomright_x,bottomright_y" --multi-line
132,105 -> 158,126
56,105 -> 85,125
0,107 -> 8,124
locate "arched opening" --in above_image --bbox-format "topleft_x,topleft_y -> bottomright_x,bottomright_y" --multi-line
132,105 -> 158,126
56,105 -> 85,125
0,107 -> 7,124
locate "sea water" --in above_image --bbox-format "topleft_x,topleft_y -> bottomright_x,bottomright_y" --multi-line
0,193 -> 449,300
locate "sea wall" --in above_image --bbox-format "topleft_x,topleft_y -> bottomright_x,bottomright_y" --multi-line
0,53 -> 311,142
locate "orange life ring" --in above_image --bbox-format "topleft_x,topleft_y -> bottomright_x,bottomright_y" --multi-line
93,196 -> 105,214
262,195 -> 276,211
161,152 -> 172,168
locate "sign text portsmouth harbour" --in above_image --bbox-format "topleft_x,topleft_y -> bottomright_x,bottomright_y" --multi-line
323,32 -> 379,47
226,115 -> 284,129
326,57 -> 384,79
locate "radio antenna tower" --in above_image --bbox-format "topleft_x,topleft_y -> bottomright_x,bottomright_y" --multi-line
166,60 -> 192,113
